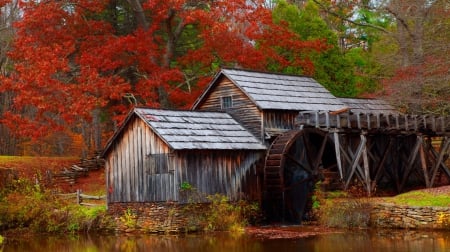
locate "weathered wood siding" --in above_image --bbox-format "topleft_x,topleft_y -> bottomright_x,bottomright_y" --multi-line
175,150 -> 265,202
106,116 -> 175,203
264,110 -> 299,130
195,76 -> 264,141
105,114 -> 265,203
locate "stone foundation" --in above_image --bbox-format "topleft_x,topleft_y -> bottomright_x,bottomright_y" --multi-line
370,203 -> 450,229
109,201 -> 450,233
108,202 -> 208,233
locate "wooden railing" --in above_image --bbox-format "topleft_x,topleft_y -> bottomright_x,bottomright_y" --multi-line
55,189 -> 106,206
297,111 -> 450,134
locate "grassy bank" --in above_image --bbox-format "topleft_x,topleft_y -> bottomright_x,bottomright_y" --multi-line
385,190 -> 450,207
0,156 -> 112,234
314,187 -> 450,228
0,177 -> 113,234
0,156 -> 260,235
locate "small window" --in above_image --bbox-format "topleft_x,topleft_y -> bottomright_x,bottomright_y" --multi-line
221,96 -> 233,109
146,153 -> 169,174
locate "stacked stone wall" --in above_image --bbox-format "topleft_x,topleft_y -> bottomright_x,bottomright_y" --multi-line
108,202 -> 208,233
109,201 -> 450,232
370,203 -> 450,229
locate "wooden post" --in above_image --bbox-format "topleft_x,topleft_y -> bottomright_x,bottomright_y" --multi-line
345,133 -> 367,189
430,137 -> 450,187
312,133 -> 329,172
371,137 -> 394,192
399,135 -> 423,191
362,136 -> 371,195
333,130 -> 343,179
420,142 -> 430,188
76,189 -> 81,205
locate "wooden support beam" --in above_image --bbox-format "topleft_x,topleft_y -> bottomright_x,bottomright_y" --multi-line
430,137 -> 450,187
312,133 -> 329,172
399,135 -> 423,191
376,114 -> 381,128
420,143 -> 430,188
347,138 -> 369,183
337,136 -> 366,187
344,133 -> 367,189
362,138 -> 371,195
333,131 -> 343,179
371,137 -> 394,192
357,113 -> 361,129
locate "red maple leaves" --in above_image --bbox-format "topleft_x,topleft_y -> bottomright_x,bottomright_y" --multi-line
0,0 -> 327,149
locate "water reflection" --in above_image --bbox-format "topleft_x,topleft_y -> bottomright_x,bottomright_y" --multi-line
3,229 -> 450,252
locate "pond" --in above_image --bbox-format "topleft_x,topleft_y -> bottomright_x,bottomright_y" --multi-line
2,228 -> 450,252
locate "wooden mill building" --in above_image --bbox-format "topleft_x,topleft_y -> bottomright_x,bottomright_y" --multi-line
103,108 -> 266,203
103,68 -> 450,223
192,68 -> 346,141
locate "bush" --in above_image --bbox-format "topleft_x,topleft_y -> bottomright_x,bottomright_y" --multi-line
204,194 -> 260,232
318,198 -> 372,228
181,193 -> 261,233
119,208 -> 138,229
0,177 -> 109,233
312,183 -> 370,228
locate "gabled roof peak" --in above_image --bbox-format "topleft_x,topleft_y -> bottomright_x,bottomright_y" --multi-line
192,68 -> 347,112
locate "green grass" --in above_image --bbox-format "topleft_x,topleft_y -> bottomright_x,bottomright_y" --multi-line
386,191 -> 450,207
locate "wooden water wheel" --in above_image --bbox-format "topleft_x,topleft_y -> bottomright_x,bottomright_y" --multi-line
263,128 -> 334,222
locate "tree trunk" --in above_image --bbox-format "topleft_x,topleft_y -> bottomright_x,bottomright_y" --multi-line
127,0 -> 149,30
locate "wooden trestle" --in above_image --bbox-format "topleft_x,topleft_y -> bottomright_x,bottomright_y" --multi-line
296,111 -> 450,196
262,111 -> 450,222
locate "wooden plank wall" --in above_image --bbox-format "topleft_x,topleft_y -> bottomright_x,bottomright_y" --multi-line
106,117 -> 174,203
264,110 -> 298,130
105,115 -> 265,203
175,150 -> 265,202
195,77 -> 264,141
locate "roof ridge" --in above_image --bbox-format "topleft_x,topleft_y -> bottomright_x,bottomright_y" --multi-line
221,67 -> 312,78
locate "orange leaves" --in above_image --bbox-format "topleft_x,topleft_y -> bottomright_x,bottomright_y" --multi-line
1,0 -> 331,144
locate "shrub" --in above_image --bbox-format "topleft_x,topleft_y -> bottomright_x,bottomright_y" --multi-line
311,182 -> 370,228
317,197 -> 372,228
0,177 -> 109,233
119,208 -> 138,229
180,192 -> 261,233
204,194 -> 260,232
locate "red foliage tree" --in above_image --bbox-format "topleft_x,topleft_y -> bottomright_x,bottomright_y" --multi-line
0,0 -> 327,155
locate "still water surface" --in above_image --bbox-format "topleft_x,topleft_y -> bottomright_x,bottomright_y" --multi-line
3,228 -> 450,252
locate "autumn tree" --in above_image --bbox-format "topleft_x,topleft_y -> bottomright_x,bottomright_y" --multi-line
0,0 -> 20,155
0,0 -> 327,156
312,0 -> 450,115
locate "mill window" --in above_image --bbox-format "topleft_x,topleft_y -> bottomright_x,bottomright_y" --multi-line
146,153 -> 169,174
221,96 -> 233,109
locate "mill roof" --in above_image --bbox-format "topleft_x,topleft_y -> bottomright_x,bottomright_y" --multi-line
339,98 -> 399,115
103,108 -> 267,154
193,68 -> 347,111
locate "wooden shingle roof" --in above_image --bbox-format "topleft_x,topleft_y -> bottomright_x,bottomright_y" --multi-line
134,108 -> 266,150
339,98 -> 399,115
193,68 -> 347,111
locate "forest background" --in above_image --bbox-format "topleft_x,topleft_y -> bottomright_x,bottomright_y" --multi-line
0,0 -> 448,157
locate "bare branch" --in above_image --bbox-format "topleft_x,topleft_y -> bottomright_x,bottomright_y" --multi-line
311,0 -> 392,34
